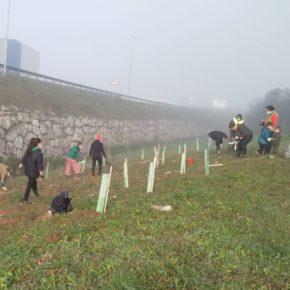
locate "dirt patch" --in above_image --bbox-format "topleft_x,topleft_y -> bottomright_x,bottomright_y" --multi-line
0,209 -> 17,216
70,209 -> 100,219
47,232 -> 62,243
0,194 -> 6,204
0,217 -> 20,225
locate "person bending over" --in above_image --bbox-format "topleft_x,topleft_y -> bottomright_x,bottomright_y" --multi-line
208,131 -> 228,154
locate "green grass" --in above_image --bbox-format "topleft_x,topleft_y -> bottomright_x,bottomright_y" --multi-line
0,139 -> 290,289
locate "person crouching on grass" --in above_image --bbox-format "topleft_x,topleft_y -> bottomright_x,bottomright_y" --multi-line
65,141 -> 83,179
255,122 -> 273,156
0,163 -> 11,191
19,137 -> 44,204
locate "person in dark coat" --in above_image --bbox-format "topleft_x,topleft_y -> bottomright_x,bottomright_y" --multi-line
228,114 -> 244,140
230,122 -> 253,158
19,137 -> 44,203
89,135 -> 106,176
272,126 -> 281,155
208,131 -> 228,154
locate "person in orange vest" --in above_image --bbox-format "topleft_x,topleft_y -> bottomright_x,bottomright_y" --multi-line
262,105 -> 279,128
261,105 -> 279,156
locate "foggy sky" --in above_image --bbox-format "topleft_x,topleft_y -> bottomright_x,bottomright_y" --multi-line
1,0 -> 290,110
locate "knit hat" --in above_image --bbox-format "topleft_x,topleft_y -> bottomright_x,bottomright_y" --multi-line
95,134 -> 102,141
266,105 -> 275,111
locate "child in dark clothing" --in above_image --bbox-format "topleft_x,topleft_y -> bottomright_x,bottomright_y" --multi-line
255,122 -> 273,156
89,135 -> 106,176
19,137 -> 44,203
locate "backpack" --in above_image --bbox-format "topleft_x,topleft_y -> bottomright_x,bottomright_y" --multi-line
49,191 -> 73,214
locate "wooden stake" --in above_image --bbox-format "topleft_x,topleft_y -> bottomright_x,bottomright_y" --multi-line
209,164 -> 223,167
156,144 -> 160,168
180,152 -> 186,174
141,149 -> 145,161
161,146 -> 166,165
196,138 -> 200,152
147,161 -> 155,193
204,149 -> 209,176
124,158 -> 129,188
81,156 -> 86,174
45,161 -> 50,179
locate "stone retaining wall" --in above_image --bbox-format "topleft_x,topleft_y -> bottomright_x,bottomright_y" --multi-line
0,105 -> 204,158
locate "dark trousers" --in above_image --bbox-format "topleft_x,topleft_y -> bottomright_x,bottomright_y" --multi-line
272,135 -> 281,154
92,157 -> 102,176
24,177 -> 38,201
237,135 -> 252,156
1,176 -> 7,187
265,141 -> 272,154
265,131 -> 274,154
215,141 -> 222,152
257,143 -> 267,155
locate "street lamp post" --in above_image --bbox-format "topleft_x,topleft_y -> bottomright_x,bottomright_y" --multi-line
127,36 -> 135,97
3,0 -> 11,75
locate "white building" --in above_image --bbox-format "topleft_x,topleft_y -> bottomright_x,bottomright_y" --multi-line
0,39 -> 40,73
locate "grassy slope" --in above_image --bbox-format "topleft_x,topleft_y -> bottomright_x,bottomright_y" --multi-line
0,75 -> 231,125
0,138 -> 289,289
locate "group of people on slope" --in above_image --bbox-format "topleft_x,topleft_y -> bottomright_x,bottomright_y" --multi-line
208,113 -> 253,158
12,134 -> 106,204
65,134 -> 107,179
207,105 -> 281,159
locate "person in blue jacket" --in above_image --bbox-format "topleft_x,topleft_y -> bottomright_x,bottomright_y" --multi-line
255,122 -> 273,156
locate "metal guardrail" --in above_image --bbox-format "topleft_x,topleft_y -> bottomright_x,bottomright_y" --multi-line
0,63 -> 173,107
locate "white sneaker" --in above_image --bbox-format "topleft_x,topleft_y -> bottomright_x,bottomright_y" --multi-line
2,186 -> 7,191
